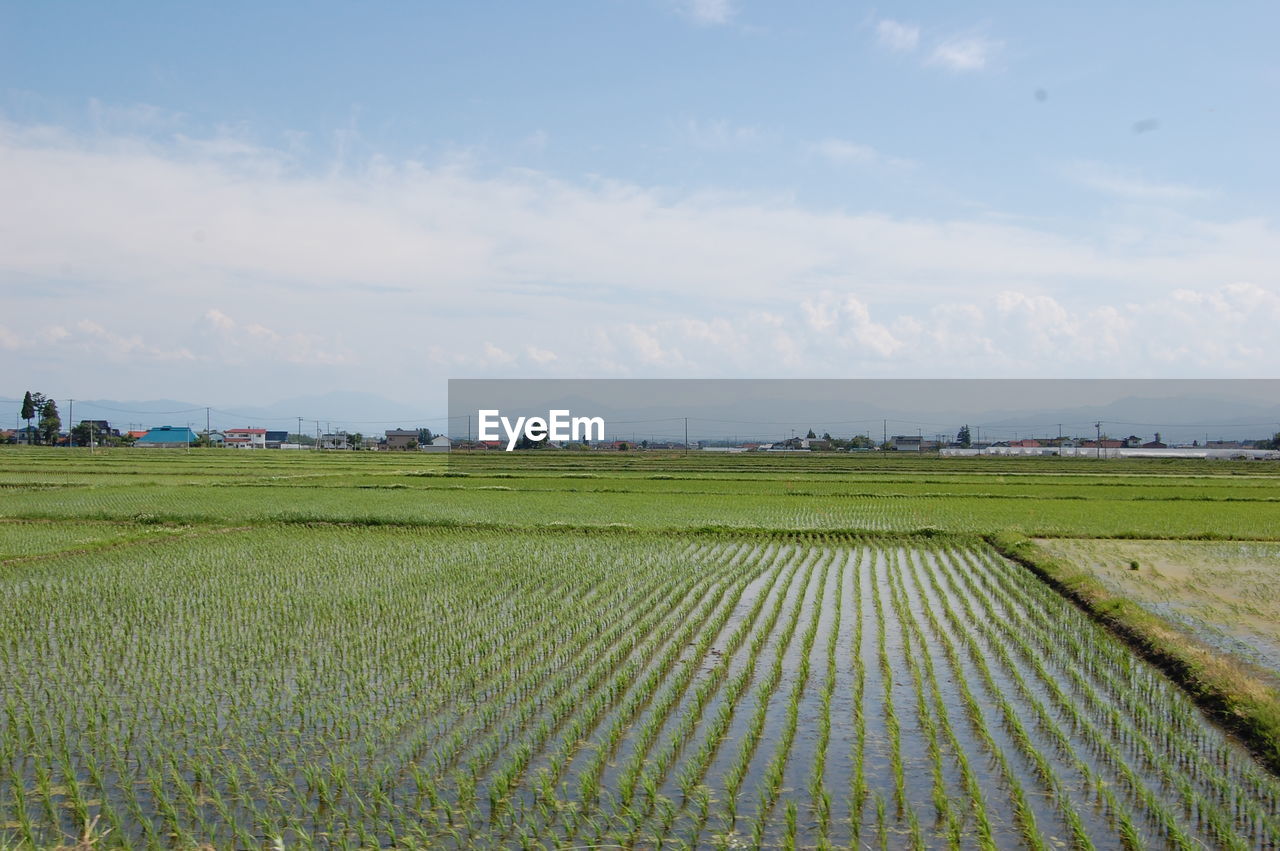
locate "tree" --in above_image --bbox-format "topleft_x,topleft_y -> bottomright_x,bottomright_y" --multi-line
21,391 -> 47,443
38,399 -> 61,445
1265,432 -> 1280,450
806,428 -> 817,439
71,421 -> 96,446
20,391 -> 35,441
512,432 -> 547,450
957,425 -> 972,447
349,431 -> 364,450
417,427 -> 434,445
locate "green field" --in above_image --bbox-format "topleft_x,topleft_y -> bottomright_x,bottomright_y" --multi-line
2,448 -> 1279,849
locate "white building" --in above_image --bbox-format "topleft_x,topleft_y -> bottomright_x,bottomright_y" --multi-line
422,435 -> 452,453
224,427 -> 267,449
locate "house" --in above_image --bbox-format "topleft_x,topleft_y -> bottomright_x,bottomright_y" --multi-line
265,430 -> 289,449
422,435 -> 452,453
224,428 -> 267,449
890,435 -> 923,452
1009,439 -> 1041,448
78,420 -> 117,438
135,426 -> 198,448
125,430 -> 148,441
1142,433 -> 1168,449
319,432 -> 350,450
385,429 -> 419,451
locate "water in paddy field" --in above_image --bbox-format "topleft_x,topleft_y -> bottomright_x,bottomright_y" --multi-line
1,532 -> 1279,849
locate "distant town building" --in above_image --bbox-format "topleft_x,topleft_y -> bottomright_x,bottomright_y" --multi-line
890,435 -> 923,452
422,435 -> 452,453
385,429 -> 419,451
79,420 -> 118,438
319,432 -> 350,450
135,426 -> 198,448
224,428 -> 267,449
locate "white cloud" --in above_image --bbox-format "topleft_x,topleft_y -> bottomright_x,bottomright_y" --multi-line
809,138 -> 912,169
597,285 -> 1280,376
810,139 -> 878,165
2,117 -> 1280,398
876,20 -> 919,52
929,36 -> 1000,72
1068,161 -> 1212,203
201,309 -> 347,366
683,118 -> 762,151
677,0 -> 734,25
525,345 -> 558,364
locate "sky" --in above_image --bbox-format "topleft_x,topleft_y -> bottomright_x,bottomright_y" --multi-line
2,1 -> 1279,411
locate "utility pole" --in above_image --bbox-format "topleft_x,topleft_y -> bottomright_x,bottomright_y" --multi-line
1095,422 -> 1102,459
206,407 -> 211,435
684,417 -> 689,455
68,400 -> 74,447
883,419 -> 887,446
297,417 -> 303,444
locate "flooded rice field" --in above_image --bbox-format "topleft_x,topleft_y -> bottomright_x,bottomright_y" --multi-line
1,527 -> 1277,848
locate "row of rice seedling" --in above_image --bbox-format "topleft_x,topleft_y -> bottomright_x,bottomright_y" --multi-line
5,477 -> 1280,539
956,545 -> 1280,844
2,526 -> 1277,848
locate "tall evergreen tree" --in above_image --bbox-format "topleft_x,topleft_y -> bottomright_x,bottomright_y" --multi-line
20,391 -> 35,442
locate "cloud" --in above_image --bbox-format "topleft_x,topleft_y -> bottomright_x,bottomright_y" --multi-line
873,19 -> 999,73
0,318 -> 195,362
876,20 -> 920,52
525,345 -> 557,365
594,284 -> 1280,376
2,115 -> 1280,398
676,0 -> 734,26
929,36 -> 1000,72
810,139 -> 878,165
201,309 -> 348,365
809,138 -> 912,169
682,118 -> 762,150
1067,161 -> 1212,202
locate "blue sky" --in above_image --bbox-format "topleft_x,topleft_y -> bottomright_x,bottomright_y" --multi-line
2,1 -> 1279,406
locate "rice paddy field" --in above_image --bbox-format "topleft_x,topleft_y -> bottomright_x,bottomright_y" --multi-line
2,447 -> 1279,849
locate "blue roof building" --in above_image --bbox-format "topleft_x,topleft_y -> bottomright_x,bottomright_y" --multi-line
135,426 -> 198,447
